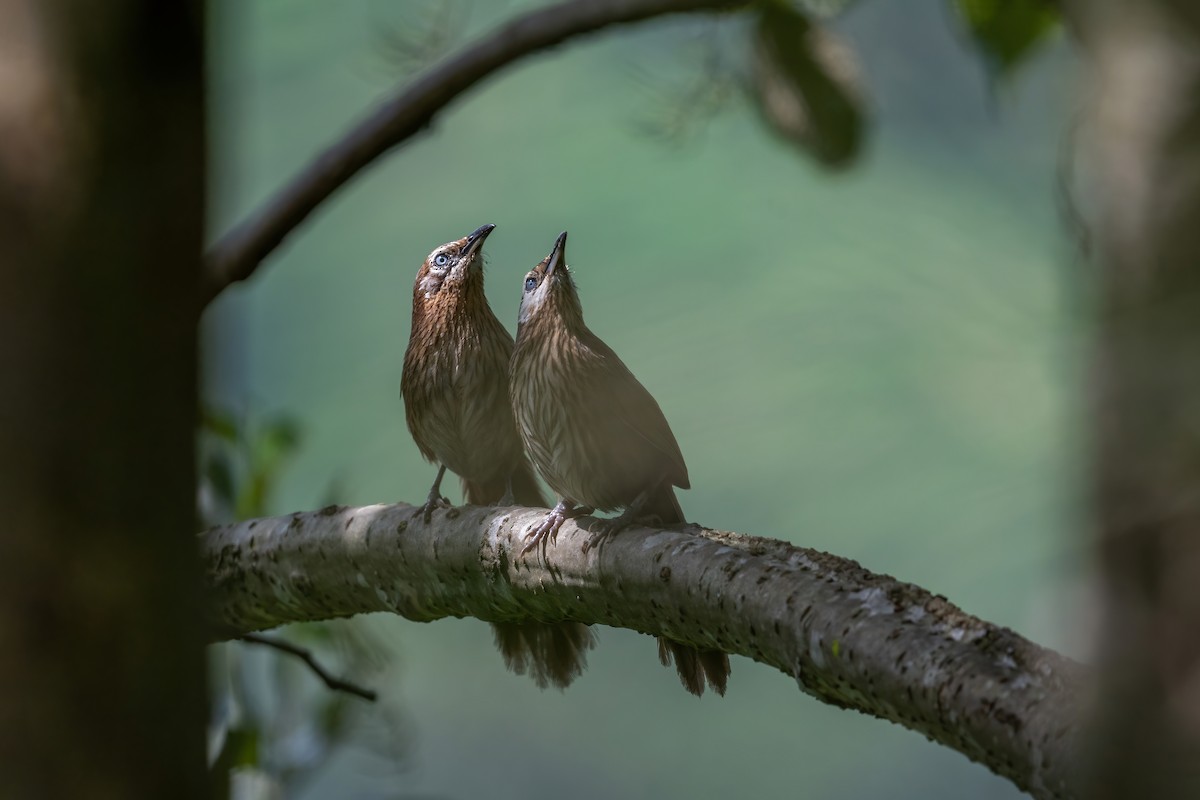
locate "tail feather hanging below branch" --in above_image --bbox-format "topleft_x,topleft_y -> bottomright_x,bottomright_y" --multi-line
465,463 -> 596,690
650,490 -> 730,698
492,621 -> 598,690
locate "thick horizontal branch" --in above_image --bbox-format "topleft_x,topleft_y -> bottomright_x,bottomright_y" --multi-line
203,502 -> 1085,799
202,0 -> 746,305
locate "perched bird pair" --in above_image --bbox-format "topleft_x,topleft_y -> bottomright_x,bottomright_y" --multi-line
400,224 -> 729,697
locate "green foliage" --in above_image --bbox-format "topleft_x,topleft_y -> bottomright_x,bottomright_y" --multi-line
952,0 -> 1060,77
749,2 -> 866,168
208,727 -> 260,800
200,408 -> 407,799
199,407 -> 303,525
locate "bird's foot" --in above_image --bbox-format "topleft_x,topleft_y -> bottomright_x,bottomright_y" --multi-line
520,511 -> 566,559
582,516 -> 628,554
413,491 -> 452,524
582,507 -> 654,553
414,465 -> 452,523
520,501 -> 591,559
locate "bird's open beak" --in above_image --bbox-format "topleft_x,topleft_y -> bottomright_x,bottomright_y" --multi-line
462,223 -> 496,258
546,231 -> 568,278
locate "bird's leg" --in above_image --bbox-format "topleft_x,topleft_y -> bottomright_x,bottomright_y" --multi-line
497,473 -> 515,507
583,485 -> 657,553
520,498 -> 593,559
414,464 -> 452,523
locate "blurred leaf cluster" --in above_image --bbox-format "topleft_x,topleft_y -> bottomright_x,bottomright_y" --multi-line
637,0 -> 1058,171
750,1 -> 865,168
953,0 -> 1059,78
200,408 -> 407,800
199,408 -> 303,525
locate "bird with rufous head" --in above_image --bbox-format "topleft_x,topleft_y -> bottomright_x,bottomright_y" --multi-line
400,223 -> 595,690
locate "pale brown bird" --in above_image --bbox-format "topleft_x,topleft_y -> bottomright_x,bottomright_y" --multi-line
509,231 -> 730,696
400,223 -> 595,690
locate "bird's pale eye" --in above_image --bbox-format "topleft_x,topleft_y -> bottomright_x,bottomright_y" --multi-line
524,276 -> 537,292
434,253 -> 450,267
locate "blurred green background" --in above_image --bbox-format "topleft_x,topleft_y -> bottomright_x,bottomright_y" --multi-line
204,1 -> 1085,797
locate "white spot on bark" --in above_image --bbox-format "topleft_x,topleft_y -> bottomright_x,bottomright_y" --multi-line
904,605 -> 926,623
788,552 -> 821,573
642,533 -> 672,549
849,587 -> 895,616
808,630 -> 827,668
356,573 -> 368,587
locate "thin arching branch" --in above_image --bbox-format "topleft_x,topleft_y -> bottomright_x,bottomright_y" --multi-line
203,502 -> 1085,800
203,0 -> 748,305
238,633 -> 378,702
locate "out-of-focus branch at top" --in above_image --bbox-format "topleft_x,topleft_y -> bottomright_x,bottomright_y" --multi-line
202,0 -> 749,305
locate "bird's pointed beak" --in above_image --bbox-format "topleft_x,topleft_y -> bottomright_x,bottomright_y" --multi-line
462,223 -> 496,258
546,231 -> 568,278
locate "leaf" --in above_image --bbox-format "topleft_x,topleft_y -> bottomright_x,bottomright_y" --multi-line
209,724 -> 261,800
204,453 -> 236,509
318,694 -> 351,742
749,3 -> 866,169
236,414 -> 302,518
258,416 -> 301,462
953,0 -> 1059,77
235,472 -> 269,520
227,727 -> 260,769
201,407 -> 241,442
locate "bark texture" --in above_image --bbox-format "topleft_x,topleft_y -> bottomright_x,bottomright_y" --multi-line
204,503 -> 1084,799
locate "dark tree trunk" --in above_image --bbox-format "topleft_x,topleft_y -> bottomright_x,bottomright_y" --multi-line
0,1 -> 208,796
1078,0 -> 1200,795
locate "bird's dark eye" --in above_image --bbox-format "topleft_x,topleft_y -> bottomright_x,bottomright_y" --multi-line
434,253 -> 449,267
524,276 -> 537,292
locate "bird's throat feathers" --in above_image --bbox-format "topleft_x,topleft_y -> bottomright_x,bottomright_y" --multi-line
518,266 -> 584,330
410,264 -> 496,350
515,289 -> 594,363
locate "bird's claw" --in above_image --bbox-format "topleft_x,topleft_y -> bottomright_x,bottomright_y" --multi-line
581,530 -> 607,554
520,510 -> 566,559
582,522 -> 615,554
582,514 -> 636,554
414,494 -> 451,524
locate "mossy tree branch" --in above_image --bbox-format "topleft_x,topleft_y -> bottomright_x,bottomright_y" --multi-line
203,502 -> 1084,800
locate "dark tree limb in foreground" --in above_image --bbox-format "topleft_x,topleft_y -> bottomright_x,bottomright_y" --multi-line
204,503 -> 1084,800
202,0 -> 747,304
1077,0 -> 1200,795
0,1 -> 208,797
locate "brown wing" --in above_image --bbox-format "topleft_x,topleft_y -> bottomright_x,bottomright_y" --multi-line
577,327 -> 690,490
